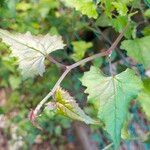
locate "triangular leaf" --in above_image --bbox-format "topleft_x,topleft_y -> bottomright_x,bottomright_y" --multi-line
0,29 -> 65,78
46,87 -> 98,124
121,36 -> 150,69
81,66 -> 142,148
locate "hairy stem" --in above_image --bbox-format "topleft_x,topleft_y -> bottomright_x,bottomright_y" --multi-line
33,24 -> 129,118
47,55 -> 66,69
33,68 -> 70,115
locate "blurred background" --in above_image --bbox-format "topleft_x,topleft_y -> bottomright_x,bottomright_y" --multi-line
0,0 -> 150,149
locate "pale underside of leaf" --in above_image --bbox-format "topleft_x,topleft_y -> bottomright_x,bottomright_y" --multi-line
81,66 -> 142,148
0,29 -> 65,77
46,87 -> 98,124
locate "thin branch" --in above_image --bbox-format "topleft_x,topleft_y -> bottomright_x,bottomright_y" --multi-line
33,52 -> 109,118
32,24 -> 129,120
47,55 -> 66,69
102,143 -> 113,150
33,68 -> 70,115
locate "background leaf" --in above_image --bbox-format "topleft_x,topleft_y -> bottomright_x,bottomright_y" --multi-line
121,36 -> 150,69
71,40 -> 92,61
138,79 -> 150,119
61,0 -> 98,19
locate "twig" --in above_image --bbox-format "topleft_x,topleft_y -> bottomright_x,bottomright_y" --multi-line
47,55 -> 66,69
102,143 -> 113,150
33,68 -> 70,116
31,24 -> 129,121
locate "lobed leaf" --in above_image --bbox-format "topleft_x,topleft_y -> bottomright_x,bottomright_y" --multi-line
0,29 -> 65,78
112,2 -> 128,16
81,66 -> 142,148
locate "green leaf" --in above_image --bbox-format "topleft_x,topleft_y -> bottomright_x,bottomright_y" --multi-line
38,0 -> 59,18
144,9 -> 150,18
71,41 -> 92,61
0,29 -> 65,78
49,26 -> 59,35
121,112 -> 132,140
112,16 -> 135,39
81,66 -> 142,148
100,0 -> 114,17
112,2 -> 128,16
138,79 -> 150,119
96,14 -> 112,27
61,0 -> 98,19
100,0 -> 132,17
144,0 -> 150,8
142,26 -> 150,36
54,125 -> 62,136
112,16 -> 128,32
121,36 -> 150,69
16,2 -> 32,11
46,87 -> 98,124
131,0 -> 141,8
93,57 -> 103,68
9,75 -> 21,90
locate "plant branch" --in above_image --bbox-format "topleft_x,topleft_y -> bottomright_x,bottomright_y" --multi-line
102,143 -> 113,150
32,24 -> 129,120
33,68 -> 70,115
47,55 -> 66,69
